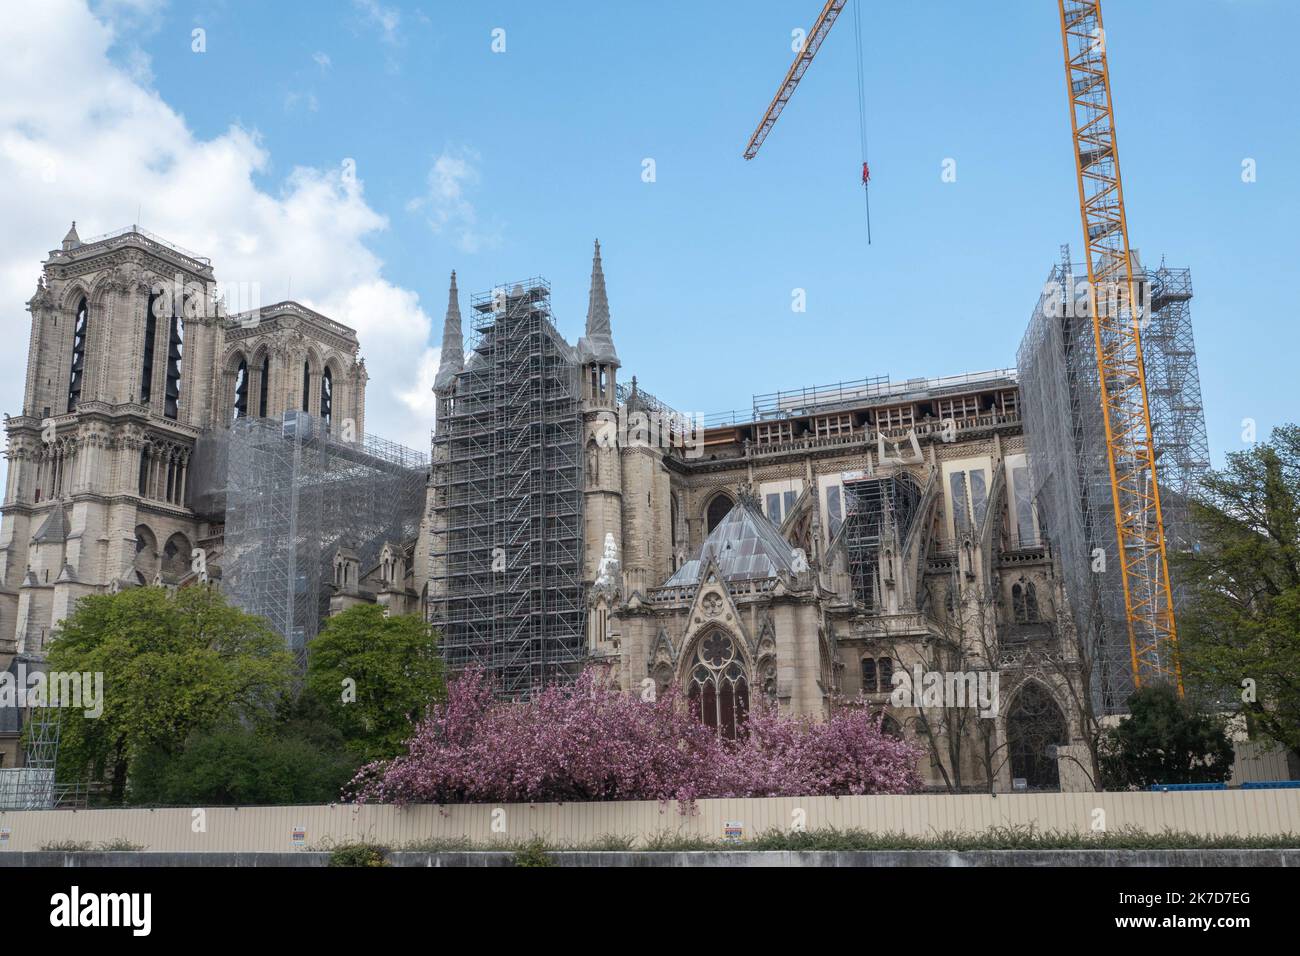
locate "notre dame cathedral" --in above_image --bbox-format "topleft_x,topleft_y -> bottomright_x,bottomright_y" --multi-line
1,224 -> 1084,791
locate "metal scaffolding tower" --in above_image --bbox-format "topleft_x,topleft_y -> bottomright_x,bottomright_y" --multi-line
429,279 -> 587,699
0,666 -> 60,809
842,473 -> 922,611
222,412 -> 428,665
1018,248 -> 1209,712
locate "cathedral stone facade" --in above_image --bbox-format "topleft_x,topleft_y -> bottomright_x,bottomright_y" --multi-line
423,243 -> 1085,792
0,225 -> 367,661
2,226 -> 1086,791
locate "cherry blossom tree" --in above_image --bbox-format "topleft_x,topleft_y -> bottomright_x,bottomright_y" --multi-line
351,667 -> 923,806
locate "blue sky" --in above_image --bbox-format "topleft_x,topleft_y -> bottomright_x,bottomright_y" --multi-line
6,0 -> 1298,464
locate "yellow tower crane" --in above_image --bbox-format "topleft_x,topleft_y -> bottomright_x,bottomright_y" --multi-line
743,0 -> 1181,691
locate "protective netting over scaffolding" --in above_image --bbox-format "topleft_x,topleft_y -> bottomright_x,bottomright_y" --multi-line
1017,247 -> 1209,713
222,412 -> 428,664
428,279 -> 587,699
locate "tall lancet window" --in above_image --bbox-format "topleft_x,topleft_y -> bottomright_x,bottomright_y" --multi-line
164,297 -> 184,420
258,354 -> 270,417
301,361 -> 311,412
320,366 -> 333,428
233,359 -> 248,420
141,293 -> 158,405
67,297 -> 88,412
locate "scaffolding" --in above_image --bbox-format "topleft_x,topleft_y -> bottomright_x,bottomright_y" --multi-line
429,279 -> 587,699
1018,247 -> 1209,712
0,655 -> 61,809
842,473 -> 923,611
222,412 -> 428,665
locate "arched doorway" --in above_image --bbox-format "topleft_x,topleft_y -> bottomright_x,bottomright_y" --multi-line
1006,682 -> 1069,790
685,629 -> 750,739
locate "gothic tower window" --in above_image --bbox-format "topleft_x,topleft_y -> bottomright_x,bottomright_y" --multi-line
67,297 -> 88,412
141,293 -> 158,405
686,630 -> 749,739
302,360 -> 311,412
320,366 -> 333,428
164,299 -> 184,420
233,359 -> 248,420
258,354 -> 270,417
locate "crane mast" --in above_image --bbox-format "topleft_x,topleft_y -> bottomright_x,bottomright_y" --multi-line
741,0 -> 1183,693
1057,0 -> 1181,691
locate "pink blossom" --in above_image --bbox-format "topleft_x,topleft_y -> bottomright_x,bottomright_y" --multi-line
350,667 -> 923,807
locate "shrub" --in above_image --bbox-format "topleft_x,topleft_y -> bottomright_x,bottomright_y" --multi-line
327,841 -> 389,867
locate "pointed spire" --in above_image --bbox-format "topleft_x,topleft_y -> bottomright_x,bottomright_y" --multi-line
61,221 -> 81,251
578,239 -> 619,367
433,270 -> 464,394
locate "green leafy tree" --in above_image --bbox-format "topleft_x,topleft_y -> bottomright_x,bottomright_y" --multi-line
1176,424 -> 1300,763
1101,684 -> 1234,789
305,605 -> 445,763
45,585 -> 292,803
129,722 -> 358,806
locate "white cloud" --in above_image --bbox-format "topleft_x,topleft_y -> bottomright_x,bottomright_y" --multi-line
0,0 -> 439,452
312,51 -> 332,70
407,146 -> 501,254
353,0 -> 401,45
283,90 -> 320,113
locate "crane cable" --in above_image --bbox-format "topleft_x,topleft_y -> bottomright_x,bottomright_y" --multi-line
853,0 -> 872,244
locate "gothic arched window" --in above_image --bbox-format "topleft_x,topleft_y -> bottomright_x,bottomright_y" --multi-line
302,361 -> 311,413
162,532 -> 192,583
706,494 -> 733,533
258,354 -> 271,417
1025,581 -> 1040,622
1006,683 -> 1068,790
67,297 -> 88,412
164,298 -> 184,420
233,359 -> 248,420
320,366 -> 333,428
686,630 -> 749,739
1012,583 -> 1027,623
141,293 -> 158,405
878,656 -> 893,691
